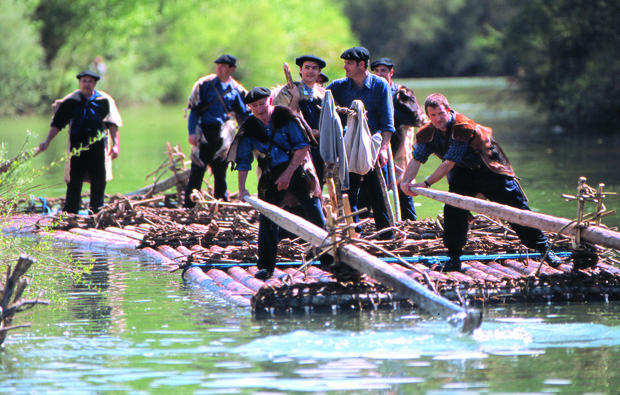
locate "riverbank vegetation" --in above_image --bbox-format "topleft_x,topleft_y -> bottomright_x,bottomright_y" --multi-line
1,0 -> 618,128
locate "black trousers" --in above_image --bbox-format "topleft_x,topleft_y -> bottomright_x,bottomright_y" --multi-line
184,124 -> 228,207
257,163 -> 328,271
348,169 -> 393,240
443,166 -> 548,257
64,139 -> 107,214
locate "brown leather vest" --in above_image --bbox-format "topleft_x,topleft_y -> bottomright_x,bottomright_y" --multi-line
416,111 -> 515,177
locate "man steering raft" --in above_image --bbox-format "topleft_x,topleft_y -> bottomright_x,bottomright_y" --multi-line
400,93 -> 563,272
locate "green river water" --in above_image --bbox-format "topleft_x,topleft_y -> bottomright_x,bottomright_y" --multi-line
1,78 -> 620,394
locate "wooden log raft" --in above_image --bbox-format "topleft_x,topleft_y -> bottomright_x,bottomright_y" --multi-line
410,187 -> 620,250
243,195 -> 483,334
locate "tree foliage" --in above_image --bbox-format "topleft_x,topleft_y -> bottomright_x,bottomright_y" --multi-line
503,0 -> 620,130
340,0 -> 521,78
0,0 -> 46,116
3,0 -> 356,113
1,0 -> 618,131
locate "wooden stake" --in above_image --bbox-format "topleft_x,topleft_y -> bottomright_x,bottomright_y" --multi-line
342,194 -> 356,238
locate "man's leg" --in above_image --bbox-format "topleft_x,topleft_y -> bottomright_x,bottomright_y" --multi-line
256,214 -> 279,278
64,143 -> 88,214
87,140 -> 107,214
210,158 -> 229,201
480,171 -> 561,266
398,188 -> 417,221
363,169 -> 392,239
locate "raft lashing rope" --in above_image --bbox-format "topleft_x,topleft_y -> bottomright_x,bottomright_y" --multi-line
570,242 -> 599,269
182,251 -> 574,270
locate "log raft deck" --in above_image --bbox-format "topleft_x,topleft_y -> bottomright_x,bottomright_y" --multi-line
4,190 -> 620,323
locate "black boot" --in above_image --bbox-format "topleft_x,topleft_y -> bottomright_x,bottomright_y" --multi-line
254,269 -> 273,280
434,256 -> 461,272
542,249 -> 563,268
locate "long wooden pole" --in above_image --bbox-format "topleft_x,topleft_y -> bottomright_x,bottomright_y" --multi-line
244,195 -> 483,334
126,169 -> 190,196
409,186 -> 620,250
387,148 -> 402,222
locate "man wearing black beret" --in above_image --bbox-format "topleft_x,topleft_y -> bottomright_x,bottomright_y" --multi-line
370,57 -> 428,221
38,70 -> 123,214
326,46 -> 395,239
229,87 -> 328,280
274,54 -> 327,186
184,54 -> 251,207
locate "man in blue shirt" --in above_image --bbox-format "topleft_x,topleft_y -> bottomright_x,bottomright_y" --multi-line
233,87 -> 327,280
400,93 -> 563,271
184,54 -> 251,207
326,47 -> 395,239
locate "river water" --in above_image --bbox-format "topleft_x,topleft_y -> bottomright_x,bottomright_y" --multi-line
1,247 -> 620,394
2,78 -> 620,394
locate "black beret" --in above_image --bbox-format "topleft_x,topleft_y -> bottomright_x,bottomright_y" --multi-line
295,54 -> 326,69
214,54 -> 237,67
370,57 -> 394,70
76,70 -> 101,81
244,87 -> 271,105
318,72 -> 329,83
340,47 -> 370,61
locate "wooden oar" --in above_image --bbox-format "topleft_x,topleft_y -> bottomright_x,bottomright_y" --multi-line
243,195 -> 483,334
409,186 -> 620,250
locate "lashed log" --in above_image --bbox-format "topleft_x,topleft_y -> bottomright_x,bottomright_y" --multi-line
410,187 -> 620,250
126,169 -> 191,196
243,195 -> 483,334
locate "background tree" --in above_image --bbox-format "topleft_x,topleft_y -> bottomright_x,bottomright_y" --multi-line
340,0 -> 520,78
503,0 -> 620,131
0,0 -> 46,116
12,0 -> 356,111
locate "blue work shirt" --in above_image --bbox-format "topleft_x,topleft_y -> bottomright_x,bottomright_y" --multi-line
326,73 -> 395,135
235,117 -> 309,171
413,111 -> 485,169
51,89 -> 110,140
187,77 -> 250,135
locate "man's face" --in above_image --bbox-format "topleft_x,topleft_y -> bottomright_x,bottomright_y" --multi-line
78,76 -> 97,97
216,63 -> 235,80
248,97 -> 271,119
373,65 -> 393,84
427,104 -> 451,131
344,60 -> 365,79
300,61 -> 320,85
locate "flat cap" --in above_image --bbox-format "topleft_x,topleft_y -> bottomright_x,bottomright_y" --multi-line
244,87 -> 271,105
76,70 -> 101,81
214,54 -> 237,67
370,57 -> 394,70
295,54 -> 326,69
340,47 -> 370,61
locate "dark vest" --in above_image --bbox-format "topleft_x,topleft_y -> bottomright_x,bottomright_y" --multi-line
416,111 -> 515,176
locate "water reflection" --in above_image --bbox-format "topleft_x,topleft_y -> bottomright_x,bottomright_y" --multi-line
2,251 -> 620,394
66,249 -> 129,335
